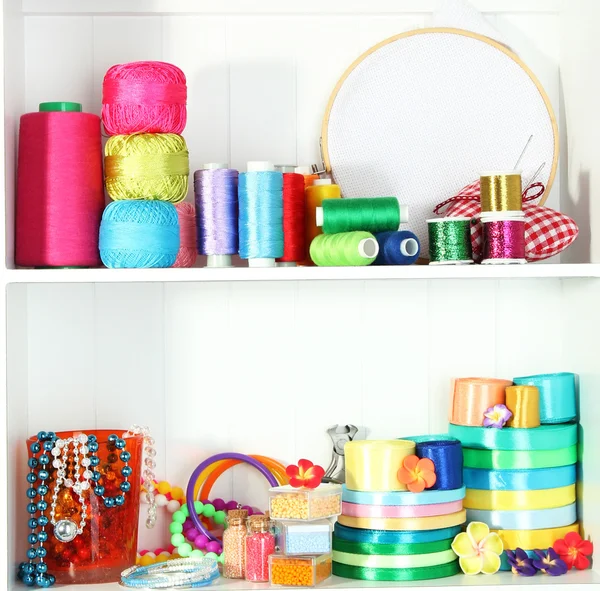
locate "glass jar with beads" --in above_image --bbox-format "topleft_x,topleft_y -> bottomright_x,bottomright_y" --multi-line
245,514 -> 275,582
223,509 -> 248,578
24,430 -> 144,585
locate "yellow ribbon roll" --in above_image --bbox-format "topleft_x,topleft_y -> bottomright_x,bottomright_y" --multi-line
494,523 -> 579,551
505,385 -> 540,428
345,440 -> 416,492
464,484 -> 575,511
449,378 -> 512,426
337,510 -> 467,531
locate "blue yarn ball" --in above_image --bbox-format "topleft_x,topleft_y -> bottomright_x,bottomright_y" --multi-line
99,201 -> 180,268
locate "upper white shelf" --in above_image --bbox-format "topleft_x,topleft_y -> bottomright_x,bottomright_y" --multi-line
5,264 -> 600,284
21,0 -> 562,15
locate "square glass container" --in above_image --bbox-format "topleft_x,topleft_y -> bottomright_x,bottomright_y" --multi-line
269,484 -> 342,521
274,520 -> 333,555
269,553 -> 332,587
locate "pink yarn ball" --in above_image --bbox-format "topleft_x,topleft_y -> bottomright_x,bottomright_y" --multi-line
205,541 -> 221,554
195,535 -> 209,549
226,501 -> 239,511
102,61 -> 187,135
212,498 -> 226,511
173,202 -> 197,267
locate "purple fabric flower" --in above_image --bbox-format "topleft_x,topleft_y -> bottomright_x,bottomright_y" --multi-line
483,404 -> 513,429
506,549 -> 537,577
532,548 -> 568,576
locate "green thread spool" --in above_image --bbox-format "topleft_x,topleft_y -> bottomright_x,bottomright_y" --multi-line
427,217 -> 473,265
310,231 -> 379,266
316,198 -> 407,234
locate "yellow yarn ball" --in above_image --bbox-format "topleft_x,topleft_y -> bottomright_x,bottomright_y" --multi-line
104,133 -> 189,203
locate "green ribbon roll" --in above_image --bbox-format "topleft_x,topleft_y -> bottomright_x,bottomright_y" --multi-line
333,549 -> 456,569
463,445 -> 577,470
333,537 -> 453,556
333,560 -> 460,581
448,423 -> 577,451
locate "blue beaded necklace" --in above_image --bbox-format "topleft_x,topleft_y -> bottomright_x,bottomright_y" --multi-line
18,431 -> 57,588
89,433 -> 132,507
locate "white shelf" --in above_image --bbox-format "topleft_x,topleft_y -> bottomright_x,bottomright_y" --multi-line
21,0 -> 563,15
25,571 -> 600,591
4,264 -> 600,284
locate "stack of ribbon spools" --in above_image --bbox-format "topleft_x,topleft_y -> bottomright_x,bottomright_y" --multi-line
310,193 -> 416,266
448,374 -> 579,569
99,61 -> 193,268
333,439 -> 466,581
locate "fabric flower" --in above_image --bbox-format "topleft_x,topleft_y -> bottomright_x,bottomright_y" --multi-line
285,459 -> 325,489
506,548 -> 536,577
532,548 -> 568,576
451,521 -> 503,575
397,455 -> 436,493
483,404 -> 512,428
553,532 -> 594,570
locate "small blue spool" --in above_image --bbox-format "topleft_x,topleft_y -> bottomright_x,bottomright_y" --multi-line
374,231 -> 420,265
99,201 -> 180,268
512,372 -> 577,424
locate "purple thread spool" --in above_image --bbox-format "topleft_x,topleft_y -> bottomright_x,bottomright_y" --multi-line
481,212 -> 526,265
194,164 -> 239,268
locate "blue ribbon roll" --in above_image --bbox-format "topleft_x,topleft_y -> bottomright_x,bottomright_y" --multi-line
463,465 -> 576,491
342,485 -> 466,507
403,435 -> 463,490
333,522 -> 462,545
512,372 -> 577,424
448,423 -> 577,451
467,503 -> 577,531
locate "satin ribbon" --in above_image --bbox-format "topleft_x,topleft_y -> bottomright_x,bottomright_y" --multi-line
463,465 -> 576,491
449,377 -> 512,426
334,523 -> 462,545
464,484 -> 575,510
342,499 -> 463,519
493,523 -> 579,550
506,385 -> 540,427
513,372 -> 577,424
404,435 -> 463,490
332,536 -> 453,556
333,560 -> 460,581
463,444 -> 577,470
333,549 -> 456,569
342,484 -> 466,506
345,440 -> 415,492
449,423 -> 577,451
467,502 -> 577,530
337,510 -> 466,531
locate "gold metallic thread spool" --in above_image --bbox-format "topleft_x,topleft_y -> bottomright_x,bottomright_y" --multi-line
480,172 -> 522,212
505,385 -> 540,428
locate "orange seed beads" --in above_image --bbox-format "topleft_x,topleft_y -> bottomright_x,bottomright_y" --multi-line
269,555 -> 332,587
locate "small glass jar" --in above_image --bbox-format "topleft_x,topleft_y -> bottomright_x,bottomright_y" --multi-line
245,515 -> 276,582
223,509 -> 248,579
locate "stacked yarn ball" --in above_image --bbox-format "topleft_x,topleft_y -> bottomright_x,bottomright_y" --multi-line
173,203 -> 197,267
448,374 -> 580,570
100,61 -> 189,268
333,439 -> 465,581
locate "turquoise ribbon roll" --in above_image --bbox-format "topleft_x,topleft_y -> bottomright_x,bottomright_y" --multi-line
512,372 -> 577,424
500,549 -> 536,571
466,503 -> 577,530
448,423 -> 577,451
403,435 -> 463,490
333,522 -> 462,545
463,465 -> 576,491
342,484 -> 466,507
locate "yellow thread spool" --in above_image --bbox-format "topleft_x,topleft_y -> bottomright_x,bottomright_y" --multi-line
345,440 -> 415,492
480,172 -> 522,212
506,385 -> 540,428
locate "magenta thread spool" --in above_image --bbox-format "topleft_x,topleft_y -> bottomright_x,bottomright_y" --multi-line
481,212 -> 526,265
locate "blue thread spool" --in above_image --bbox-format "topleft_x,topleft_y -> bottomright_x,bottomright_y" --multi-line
238,161 -> 283,267
404,435 -> 463,491
374,231 -> 420,265
99,201 -> 180,268
512,372 -> 577,424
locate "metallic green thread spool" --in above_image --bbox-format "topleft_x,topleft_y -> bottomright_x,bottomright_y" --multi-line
316,198 -> 407,234
310,231 -> 379,266
427,217 -> 473,265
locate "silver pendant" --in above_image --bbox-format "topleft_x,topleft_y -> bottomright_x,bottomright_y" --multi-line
53,519 -> 78,542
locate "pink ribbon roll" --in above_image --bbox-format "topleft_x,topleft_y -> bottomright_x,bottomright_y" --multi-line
342,499 -> 463,519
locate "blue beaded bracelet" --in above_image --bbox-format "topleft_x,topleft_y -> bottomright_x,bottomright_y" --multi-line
120,557 -> 219,589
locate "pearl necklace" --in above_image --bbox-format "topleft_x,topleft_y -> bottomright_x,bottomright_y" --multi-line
49,434 -> 92,542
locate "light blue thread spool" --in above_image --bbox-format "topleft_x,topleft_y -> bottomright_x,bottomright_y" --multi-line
99,201 -> 180,268
512,372 -> 577,424
238,162 -> 283,267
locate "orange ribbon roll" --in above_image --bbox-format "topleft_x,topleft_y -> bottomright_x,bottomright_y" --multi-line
449,378 -> 513,426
